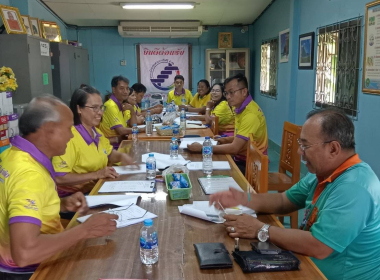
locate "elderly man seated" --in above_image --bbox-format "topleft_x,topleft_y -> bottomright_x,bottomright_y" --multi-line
0,96 -> 118,280
210,108 -> 380,280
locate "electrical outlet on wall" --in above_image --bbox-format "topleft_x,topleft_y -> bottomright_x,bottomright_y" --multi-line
120,60 -> 126,66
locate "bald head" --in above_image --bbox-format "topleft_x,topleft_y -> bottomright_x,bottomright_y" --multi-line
19,95 -> 67,137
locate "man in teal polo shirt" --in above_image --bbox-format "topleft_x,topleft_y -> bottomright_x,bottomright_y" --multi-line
210,108 -> 380,280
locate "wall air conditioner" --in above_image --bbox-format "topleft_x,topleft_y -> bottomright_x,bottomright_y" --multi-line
118,21 -> 202,38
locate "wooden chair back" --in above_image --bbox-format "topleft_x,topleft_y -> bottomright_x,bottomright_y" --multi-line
245,134 -> 269,194
210,115 -> 219,135
278,121 -> 302,184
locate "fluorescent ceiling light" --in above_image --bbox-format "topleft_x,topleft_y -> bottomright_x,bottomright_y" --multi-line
121,2 -> 195,10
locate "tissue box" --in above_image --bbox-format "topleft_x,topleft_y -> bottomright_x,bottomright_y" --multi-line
0,115 -> 7,131
1,92 -> 13,116
8,114 -> 18,138
0,138 -> 9,148
0,129 -> 8,140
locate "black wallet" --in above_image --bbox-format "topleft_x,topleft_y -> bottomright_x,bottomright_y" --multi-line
193,243 -> 233,269
232,250 -> 300,273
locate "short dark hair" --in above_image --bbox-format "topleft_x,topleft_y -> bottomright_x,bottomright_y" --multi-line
224,73 -> 248,89
307,108 -> 355,150
174,75 -> 184,82
19,95 -> 65,137
111,75 -> 129,88
70,85 -> 101,125
197,79 -> 211,95
131,83 -> 147,93
211,83 -> 226,108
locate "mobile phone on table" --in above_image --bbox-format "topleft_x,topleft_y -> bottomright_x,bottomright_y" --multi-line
250,241 -> 282,255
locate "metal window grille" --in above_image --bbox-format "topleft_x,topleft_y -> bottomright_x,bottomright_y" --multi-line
260,38 -> 278,98
314,17 -> 362,117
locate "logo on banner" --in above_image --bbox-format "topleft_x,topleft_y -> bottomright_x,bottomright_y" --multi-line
150,59 -> 180,91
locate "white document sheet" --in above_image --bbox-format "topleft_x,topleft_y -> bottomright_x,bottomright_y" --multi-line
113,164 -> 157,175
141,152 -> 190,169
179,137 -> 217,149
178,201 -> 256,223
186,124 -> 207,129
198,176 -> 244,194
77,204 -> 157,228
187,161 -> 231,171
137,124 -> 157,132
98,180 -> 156,193
174,118 -> 203,125
86,195 -> 140,208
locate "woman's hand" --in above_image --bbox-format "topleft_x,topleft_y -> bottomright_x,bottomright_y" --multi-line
96,167 -> 119,179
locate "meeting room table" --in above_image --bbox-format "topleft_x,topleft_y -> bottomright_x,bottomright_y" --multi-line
128,127 -> 214,140
30,140 -> 326,280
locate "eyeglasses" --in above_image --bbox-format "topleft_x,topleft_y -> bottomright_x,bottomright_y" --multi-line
297,138 -> 335,152
84,105 -> 106,113
211,89 -> 222,93
223,87 -> 246,97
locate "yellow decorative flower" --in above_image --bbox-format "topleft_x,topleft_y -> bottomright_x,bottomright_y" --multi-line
0,66 -> 18,92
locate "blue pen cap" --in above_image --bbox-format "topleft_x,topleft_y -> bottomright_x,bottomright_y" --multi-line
144,219 -> 153,226
205,136 -> 210,139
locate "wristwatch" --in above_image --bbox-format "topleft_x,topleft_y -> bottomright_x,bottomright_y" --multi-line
257,224 -> 270,242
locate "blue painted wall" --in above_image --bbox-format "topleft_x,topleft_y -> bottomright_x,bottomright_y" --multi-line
0,0 -> 68,39
251,0 -> 380,176
75,26 -> 251,95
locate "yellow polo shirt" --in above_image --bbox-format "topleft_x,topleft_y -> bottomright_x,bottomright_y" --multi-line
211,100 -> 234,128
52,125 -> 113,196
134,105 -> 141,114
167,89 -> 193,105
0,136 -> 63,273
53,125 -> 113,176
190,93 -> 211,108
234,96 -> 268,158
99,95 -> 130,138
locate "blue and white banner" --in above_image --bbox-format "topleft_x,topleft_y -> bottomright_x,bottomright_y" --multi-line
140,44 -> 189,96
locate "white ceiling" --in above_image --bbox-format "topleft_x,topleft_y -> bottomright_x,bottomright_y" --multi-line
42,0 -> 272,27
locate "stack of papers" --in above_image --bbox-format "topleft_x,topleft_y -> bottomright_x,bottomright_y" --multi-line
141,152 -> 190,169
178,201 -> 256,223
86,194 -> 140,208
77,204 -> 157,228
99,181 -> 156,193
112,164 -> 158,175
174,117 -> 203,126
198,176 -> 244,194
179,137 -> 217,149
186,161 -> 230,171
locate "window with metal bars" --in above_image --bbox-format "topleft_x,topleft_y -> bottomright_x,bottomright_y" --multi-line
314,17 -> 362,117
260,38 -> 278,98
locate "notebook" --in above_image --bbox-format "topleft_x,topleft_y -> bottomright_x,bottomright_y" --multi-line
198,176 -> 244,194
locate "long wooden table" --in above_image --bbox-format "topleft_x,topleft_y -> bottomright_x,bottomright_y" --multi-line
31,140 -> 326,280
128,127 -> 214,140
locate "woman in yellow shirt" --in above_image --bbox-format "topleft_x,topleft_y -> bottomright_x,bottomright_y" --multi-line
191,83 -> 234,134
126,88 -> 145,125
179,79 -> 211,113
52,86 -> 135,196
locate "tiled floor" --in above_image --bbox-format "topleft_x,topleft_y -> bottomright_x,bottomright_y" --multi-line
267,145 -> 306,229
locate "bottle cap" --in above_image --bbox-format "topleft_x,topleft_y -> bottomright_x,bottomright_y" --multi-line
149,153 -> 154,157
147,110 -> 150,113
205,136 -> 210,139
143,219 -> 153,226
133,124 -> 137,126
172,137 -> 176,140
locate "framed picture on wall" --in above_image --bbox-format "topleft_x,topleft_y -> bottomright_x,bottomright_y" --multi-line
30,17 -> 41,37
279,28 -> 290,63
0,5 -> 26,34
41,21 -> 61,42
298,32 -> 315,69
21,15 -> 33,36
218,32 -> 233,49
362,0 -> 380,95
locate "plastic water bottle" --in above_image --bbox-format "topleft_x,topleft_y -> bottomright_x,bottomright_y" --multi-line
202,136 -> 213,175
181,95 -> 186,105
145,98 -> 150,110
132,124 -> 139,142
172,124 -> 180,137
170,137 -> 179,158
180,108 -> 186,136
140,219 -> 159,265
145,110 -> 153,136
146,153 -> 156,179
